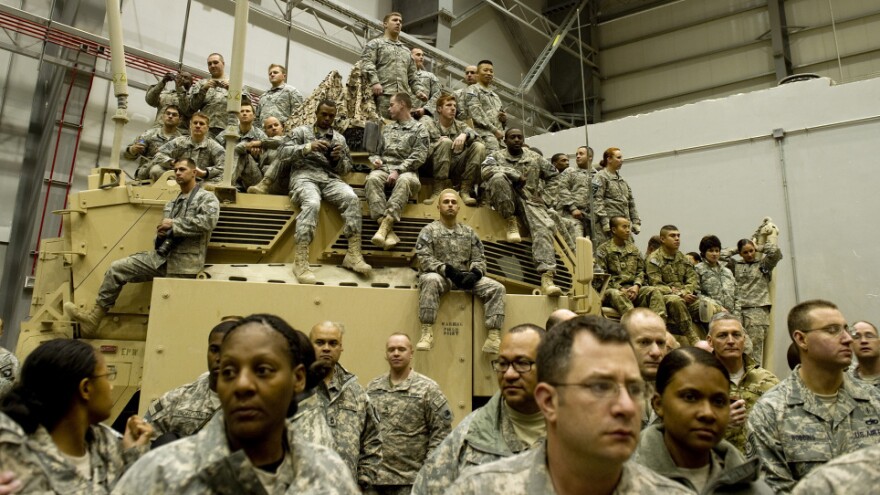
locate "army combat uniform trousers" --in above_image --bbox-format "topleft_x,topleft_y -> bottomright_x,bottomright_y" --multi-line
419,273 -> 505,330
739,306 -> 771,365
604,286 -> 666,318
365,170 -> 421,222
96,252 -> 193,309
428,140 -> 484,186
290,173 -> 362,244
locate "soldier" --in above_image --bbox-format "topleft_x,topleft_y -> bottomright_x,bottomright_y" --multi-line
706,313 -> 779,453
621,308 -> 669,429
465,60 -> 506,151
792,443 -> 880,495
145,70 -> 192,130
124,105 -> 184,181
849,320 -> 880,388
747,299 -> 880,493
0,342 -> 18,400
214,102 -> 269,190
413,324 -> 546,495
453,65 -> 477,121
415,190 -> 506,353
244,116 -> 287,195
421,95 -> 484,206
361,12 -> 426,119
445,317 -> 692,495
557,145 -> 594,241
367,93 -> 429,249
256,63 -> 304,126
186,53 -> 230,137
410,48 -> 442,120
482,128 -> 562,296
113,315 -> 359,494
542,153 -> 568,229
595,217 -> 665,318
366,333 -> 453,494
592,147 -> 640,245
646,225 -> 704,346
269,99 -> 371,284
310,321 -> 382,490
694,235 -> 736,316
144,319 -> 237,441
65,158 -> 220,336
149,112 -> 226,183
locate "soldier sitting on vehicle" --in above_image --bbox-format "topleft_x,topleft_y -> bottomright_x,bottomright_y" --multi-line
148,112 -> 225,184
124,104 -> 185,181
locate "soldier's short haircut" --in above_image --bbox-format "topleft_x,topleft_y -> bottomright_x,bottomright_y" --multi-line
387,332 -> 412,347
391,92 -> 413,109
191,111 -> 210,127
268,63 -> 286,75
174,157 -> 197,170
383,12 -> 402,23
659,225 -> 679,236
545,310 -> 577,331
699,235 -> 722,258
240,101 -> 253,111
316,99 -> 338,113
435,94 -> 456,111
550,153 -> 566,164
620,307 -> 662,334
164,104 -> 180,114
477,59 -> 493,67
609,216 -> 628,230
537,316 -> 630,385
310,320 -> 345,338
647,235 -> 662,253
504,128 -> 522,139
578,145 -> 593,155
209,319 -> 239,340
787,299 -> 838,339
707,312 -> 743,336
508,323 -> 546,336
207,53 -> 224,63
655,347 -> 730,396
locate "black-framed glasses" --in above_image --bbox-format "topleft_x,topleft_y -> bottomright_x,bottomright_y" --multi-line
92,370 -> 117,381
549,378 -> 647,401
490,359 -> 535,374
801,324 -> 850,337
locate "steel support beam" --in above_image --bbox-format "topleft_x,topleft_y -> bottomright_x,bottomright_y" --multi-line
520,0 -> 589,93
767,0 -> 793,80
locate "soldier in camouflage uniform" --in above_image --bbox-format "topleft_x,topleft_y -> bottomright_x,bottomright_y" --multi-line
706,313 -> 779,453
245,116 -> 288,194
481,128 -> 562,296
453,65 -> 477,122
410,48 -> 442,120
65,158 -> 220,336
595,217 -> 665,317
421,95 -> 484,206
542,153 -> 568,212
620,308 -> 669,429
465,60 -> 506,151
361,12 -> 427,119
367,93 -> 429,249
185,53 -> 230,137
695,235 -> 736,319
746,300 -> 880,494
592,147 -> 641,246
125,105 -> 184,181
792,442 -> 880,495
214,103 -> 269,190
556,146 -> 595,242
145,71 -> 192,131
366,334 -> 453,494
310,321 -> 383,491
149,112 -> 226,183
415,190 -> 506,353
256,64 -> 304,126
0,344 -> 17,400
646,225 -> 704,346
413,325 -> 546,495
848,321 -> 880,388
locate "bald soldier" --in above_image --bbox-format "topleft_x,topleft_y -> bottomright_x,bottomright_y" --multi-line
621,308 -> 669,429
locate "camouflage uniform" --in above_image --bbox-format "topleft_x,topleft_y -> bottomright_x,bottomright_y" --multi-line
416,220 -> 506,330
257,83 -> 304,125
0,347 -> 19,399
792,442 -> 880,495
316,363 -> 382,488
366,371 -> 453,488
464,84 -> 504,151
144,372 -> 219,439
111,413 -> 359,495
556,166 -> 594,242
150,135 -> 226,183
724,355 -> 779,453
215,125 -> 269,189
360,37 -> 425,118
453,87 -> 469,122
847,366 -> 880,390
633,424 -> 773,494
276,125 -> 360,244
365,119 -> 429,222
291,391 -> 338,450
446,439 -> 693,495
422,118 -> 484,186
145,80 -> 190,129
482,148 -> 558,273
95,186 -> 219,309
0,411 -> 146,493
124,127 -> 184,180
745,368 -> 880,494
186,78 -> 229,135
594,239 -> 665,317
729,242 -> 783,365
591,167 -> 640,237
412,392 -> 542,495
413,69 -> 442,114
646,249 -> 702,343
695,261 -> 736,312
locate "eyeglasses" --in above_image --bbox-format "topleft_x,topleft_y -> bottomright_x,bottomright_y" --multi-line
852,332 -> 879,341
92,370 -> 117,381
801,324 -> 850,337
549,378 -> 646,401
490,359 -> 535,374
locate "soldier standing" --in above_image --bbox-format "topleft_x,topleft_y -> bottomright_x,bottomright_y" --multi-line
256,64 -> 304,126
646,225 -> 704,346
421,95 -> 484,206
361,12 -> 426,119
415,190 -> 506,353
124,104 -> 184,180
186,53 -> 229,137
410,48 -> 442,120
595,217 -> 665,318
592,147 -> 641,245
465,60 -> 506,151
557,145 -> 594,241
366,333 -> 453,494
849,320 -> 880,388
145,70 -> 192,131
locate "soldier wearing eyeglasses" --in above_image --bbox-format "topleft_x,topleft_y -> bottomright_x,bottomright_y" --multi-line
746,299 -> 880,494
412,324 -> 545,495
849,320 -> 880,389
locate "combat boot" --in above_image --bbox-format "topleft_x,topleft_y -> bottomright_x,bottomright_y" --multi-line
64,302 -> 107,337
422,179 -> 450,205
416,323 -> 434,351
342,236 -> 372,275
506,217 -> 521,243
459,182 -> 477,206
384,227 -> 399,250
291,242 -> 316,284
540,271 -> 562,297
372,217 -> 393,248
247,177 -> 273,195
482,329 -> 501,354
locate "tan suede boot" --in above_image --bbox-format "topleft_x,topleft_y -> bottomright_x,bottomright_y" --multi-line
247,177 -> 273,194
342,236 -> 372,275
459,182 -> 477,206
291,242 -> 316,284
416,323 -> 434,351
506,217 -> 521,243
482,329 -> 501,354
541,271 -> 562,297
372,216 -> 393,248
64,302 -> 107,337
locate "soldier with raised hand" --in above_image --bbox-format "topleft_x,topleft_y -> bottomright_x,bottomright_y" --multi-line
65,158 -> 220,336
557,145 -> 594,241
849,320 -> 880,388
646,224 -> 704,346
421,95 -> 484,206
361,12 -> 427,119
186,53 -> 230,137
592,147 -> 640,245
410,47 -> 442,120
366,333 -> 453,494
367,92 -> 429,250
149,112 -> 226,183
145,70 -> 192,131
256,64 -> 304,127
747,300 -> 880,493
415,190 -> 506,353
465,60 -> 506,151
124,104 -> 184,181
481,128 -> 562,296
